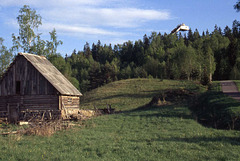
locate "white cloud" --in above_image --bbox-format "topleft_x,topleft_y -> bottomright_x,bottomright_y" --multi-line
100,8 -> 170,27
1,0 -> 172,30
40,23 -> 129,37
0,0 -> 172,52
40,7 -> 171,28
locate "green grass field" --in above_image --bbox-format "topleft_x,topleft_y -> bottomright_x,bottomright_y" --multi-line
1,79 -> 240,160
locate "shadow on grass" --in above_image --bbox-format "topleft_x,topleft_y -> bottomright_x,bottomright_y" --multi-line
119,88 -> 197,119
122,102 -> 193,120
83,92 -> 160,103
189,91 -> 240,130
119,98 -> 240,146
224,92 -> 240,101
130,135 -> 240,146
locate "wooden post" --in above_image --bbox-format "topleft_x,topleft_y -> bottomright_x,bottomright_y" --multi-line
41,111 -> 46,121
7,103 -> 9,118
62,101 -> 69,119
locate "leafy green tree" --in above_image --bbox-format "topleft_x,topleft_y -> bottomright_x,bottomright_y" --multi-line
84,42 -> 91,57
133,40 -> 146,66
89,61 -> 102,89
12,5 -> 62,57
119,41 -> 134,67
143,57 -> 160,78
187,28 -> 194,43
32,35 -> 47,56
146,32 -> 165,60
133,66 -> 147,78
234,0 -> 240,12
12,5 -> 42,53
224,26 -> 232,39
204,46 -> 216,82
101,61 -> 118,84
119,65 -> 132,79
0,38 -> 13,76
46,29 -> 63,56
211,28 -> 230,80
200,67 -> 210,85
143,34 -> 150,51
170,44 -> 199,80
230,65 -> 240,80
99,44 -> 115,64
193,29 -> 200,40
48,54 -> 80,89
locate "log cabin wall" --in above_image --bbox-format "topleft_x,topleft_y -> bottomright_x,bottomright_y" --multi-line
0,55 -> 59,114
0,53 -> 82,120
21,95 -> 59,111
0,96 -> 21,119
0,95 -> 59,111
60,96 -> 80,109
0,96 -> 7,112
59,95 -> 80,119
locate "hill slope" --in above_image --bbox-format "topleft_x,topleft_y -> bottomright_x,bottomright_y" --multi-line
1,79 -> 240,160
81,78 -> 203,111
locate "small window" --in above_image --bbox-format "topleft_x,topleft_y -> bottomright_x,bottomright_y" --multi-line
67,98 -> 72,104
16,81 -> 20,95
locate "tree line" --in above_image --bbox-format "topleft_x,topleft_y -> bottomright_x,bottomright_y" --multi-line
1,4 -> 240,93
55,23 -> 239,93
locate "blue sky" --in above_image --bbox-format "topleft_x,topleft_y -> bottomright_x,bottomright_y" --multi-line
0,0 -> 239,55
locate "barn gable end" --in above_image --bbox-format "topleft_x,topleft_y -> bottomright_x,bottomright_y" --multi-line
0,55 -> 57,96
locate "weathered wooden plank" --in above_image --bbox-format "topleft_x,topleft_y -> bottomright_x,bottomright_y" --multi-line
60,96 -> 80,109
0,96 -> 7,111
0,56 -> 58,96
0,53 -> 82,120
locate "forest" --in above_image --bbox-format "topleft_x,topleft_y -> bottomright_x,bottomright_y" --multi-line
1,4 -> 240,93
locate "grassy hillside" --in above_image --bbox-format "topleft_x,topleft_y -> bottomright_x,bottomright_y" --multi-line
1,79 -> 240,160
81,78 -> 204,111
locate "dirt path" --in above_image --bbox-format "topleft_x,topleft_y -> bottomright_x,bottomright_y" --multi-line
220,80 -> 240,101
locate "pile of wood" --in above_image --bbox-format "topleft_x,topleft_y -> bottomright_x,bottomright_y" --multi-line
65,104 -> 115,120
0,104 -> 117,136
68,109 -> 98,120
20,110 -> 61,122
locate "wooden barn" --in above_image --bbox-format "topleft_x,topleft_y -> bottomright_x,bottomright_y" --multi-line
0,53 -> 82,122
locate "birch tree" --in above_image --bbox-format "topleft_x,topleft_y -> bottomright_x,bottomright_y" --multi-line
12,5 -> 42,53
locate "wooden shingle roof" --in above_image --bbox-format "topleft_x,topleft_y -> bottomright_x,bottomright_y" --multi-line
19,53 -> 82,96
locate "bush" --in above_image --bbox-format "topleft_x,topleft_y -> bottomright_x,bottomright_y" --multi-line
200,68 -> 210,85
190,91 -> 240,130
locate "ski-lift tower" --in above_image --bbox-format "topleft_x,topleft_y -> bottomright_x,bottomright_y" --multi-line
171,23 -> 190,34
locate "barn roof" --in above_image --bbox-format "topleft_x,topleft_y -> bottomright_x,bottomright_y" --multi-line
19,53 -> 82,96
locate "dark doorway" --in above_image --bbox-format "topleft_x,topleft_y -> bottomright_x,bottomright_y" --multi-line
16,81 -> 20,95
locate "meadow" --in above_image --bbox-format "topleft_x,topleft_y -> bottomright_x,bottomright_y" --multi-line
0,79 -> 240,160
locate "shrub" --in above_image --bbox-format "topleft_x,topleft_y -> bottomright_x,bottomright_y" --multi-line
190,91 -> 240,130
